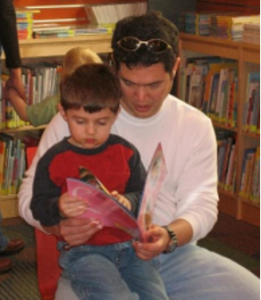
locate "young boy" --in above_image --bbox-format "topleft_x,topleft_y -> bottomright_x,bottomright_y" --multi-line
30,64 -> 169,300
6,47 -> 102,127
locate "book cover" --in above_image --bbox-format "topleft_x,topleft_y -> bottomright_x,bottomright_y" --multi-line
66,143 -> 167,241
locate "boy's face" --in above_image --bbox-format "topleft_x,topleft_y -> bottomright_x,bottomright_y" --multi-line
59,106 -> 119,149
117,62 -> 177,119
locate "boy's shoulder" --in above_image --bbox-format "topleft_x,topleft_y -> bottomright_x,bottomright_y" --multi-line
39,138 -> 69,162
109,134 -> 139,153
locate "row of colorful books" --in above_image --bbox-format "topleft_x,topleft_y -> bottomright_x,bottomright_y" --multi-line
84,2 -> 147,26
216,129 -> 237,193
0,61 -> 61,129
15,2 -> 147,40
243,23 -> 260,44
239,147 -> 260,204
0,132 -> 40,196
178,12 -> 260,42
16,10 -> 39,40
180,57 -> 238,128
243,72 -> 260,134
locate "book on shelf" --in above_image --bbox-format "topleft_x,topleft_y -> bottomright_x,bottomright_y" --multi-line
249,147 -> 260,204
0,132 -> 35,195
84,2 -> 147,27
182,57 -> 238,128
243,72 -> 260,133
239,147 -> 258,199
67,143 -> 167,241
216,128 -> 237,191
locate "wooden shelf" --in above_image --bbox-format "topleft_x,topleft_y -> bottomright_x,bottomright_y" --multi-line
1,33 -> 112,218
1,34 -> 112,59
19,35 -> 112,58
218,190 -> 238,218
0,195 -> 19,219
179,33 -> 260,226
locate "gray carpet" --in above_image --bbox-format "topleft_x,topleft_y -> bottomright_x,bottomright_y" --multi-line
0,220 -> 40,300
0,213 -> 259,299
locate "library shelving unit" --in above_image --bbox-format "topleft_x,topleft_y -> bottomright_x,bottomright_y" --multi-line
1,0 -> 146,219
178,33 -> 260,226
0,34 -> 112,218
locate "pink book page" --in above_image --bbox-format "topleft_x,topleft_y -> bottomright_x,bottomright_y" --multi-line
66,142 -> 167,241
66,178 -> 142,239
137,143 -> 167,235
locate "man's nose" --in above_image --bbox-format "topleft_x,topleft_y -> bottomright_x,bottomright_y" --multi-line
134,86 -> 147,102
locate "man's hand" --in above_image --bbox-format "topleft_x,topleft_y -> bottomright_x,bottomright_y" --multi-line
132,224 -> 169,260
59,217 -> 103,246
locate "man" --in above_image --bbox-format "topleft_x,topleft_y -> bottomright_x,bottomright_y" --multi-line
0,0 -> 25,273
18,11 -> 259,299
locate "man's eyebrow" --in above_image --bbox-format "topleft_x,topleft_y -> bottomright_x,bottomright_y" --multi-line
120,76 -> 163,86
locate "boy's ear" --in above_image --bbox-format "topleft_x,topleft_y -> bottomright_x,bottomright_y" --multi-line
58,103 -> 67,121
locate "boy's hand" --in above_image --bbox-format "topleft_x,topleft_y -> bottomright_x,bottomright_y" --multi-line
59,192 -> 88,218
111,190 -> 131,211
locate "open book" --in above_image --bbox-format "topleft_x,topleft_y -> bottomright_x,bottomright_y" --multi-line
66,143 -> 167,240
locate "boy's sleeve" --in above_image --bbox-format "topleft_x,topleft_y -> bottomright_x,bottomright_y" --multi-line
124,148 -> 146,216
30,151 -> 62,226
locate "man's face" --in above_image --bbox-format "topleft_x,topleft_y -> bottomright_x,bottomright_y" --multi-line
118,63 -> 174,118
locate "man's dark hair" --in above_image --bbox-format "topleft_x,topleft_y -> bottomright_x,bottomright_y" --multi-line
112,11 -> 179,74
60,63 -> 121,113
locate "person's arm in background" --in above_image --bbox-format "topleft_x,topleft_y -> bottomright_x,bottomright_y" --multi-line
0,0 -> 25,99
6,87 -> 59,126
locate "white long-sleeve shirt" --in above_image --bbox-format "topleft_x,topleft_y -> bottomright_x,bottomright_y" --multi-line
18,94 -> 218,242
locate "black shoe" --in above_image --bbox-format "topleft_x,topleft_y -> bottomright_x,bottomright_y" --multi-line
0,239 -> 25,255
0,258 -> 13,273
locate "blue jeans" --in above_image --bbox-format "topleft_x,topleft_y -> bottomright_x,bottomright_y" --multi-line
57,241 -> 168,300
55,244 -> 260,300
0,210 -> 9,251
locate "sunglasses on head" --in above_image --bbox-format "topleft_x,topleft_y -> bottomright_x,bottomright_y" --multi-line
117,36 -> 172,54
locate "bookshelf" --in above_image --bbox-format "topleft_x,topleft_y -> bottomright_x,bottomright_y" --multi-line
1,0 -> 147,218
0,34 -> 112,218
178,33 -> 260,226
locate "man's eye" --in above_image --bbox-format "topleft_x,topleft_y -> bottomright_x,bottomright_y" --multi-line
149,83 -> 160,89
124,80 -> 134,87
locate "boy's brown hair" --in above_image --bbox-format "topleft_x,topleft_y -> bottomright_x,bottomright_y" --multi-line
60,64 -> 122,114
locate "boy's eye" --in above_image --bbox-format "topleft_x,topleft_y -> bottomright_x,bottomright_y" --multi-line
98,121 -> 107,126
76,119 -> 85,124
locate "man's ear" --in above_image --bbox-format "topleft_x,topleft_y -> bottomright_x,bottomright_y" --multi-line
110,54 -> 118,74
172,57 -> 180,78
58,103 -> 67,122
116,106 -> 121,118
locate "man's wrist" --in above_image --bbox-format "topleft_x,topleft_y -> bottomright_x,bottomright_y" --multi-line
162,226 -> 178,254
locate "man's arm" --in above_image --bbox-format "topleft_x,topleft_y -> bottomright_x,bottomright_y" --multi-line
18,113 -> 70,229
